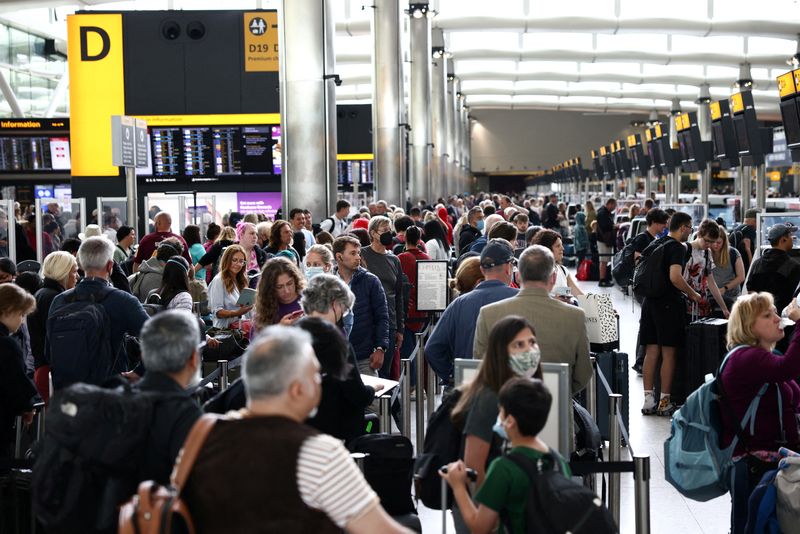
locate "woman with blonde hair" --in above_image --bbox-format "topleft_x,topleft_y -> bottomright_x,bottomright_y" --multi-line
710,230 -> 745,312
450,256 -> 484,299
720,293 -> 800,534
28,251 -> 78,403
254,257 -> 306,331
208,244 -> 251,328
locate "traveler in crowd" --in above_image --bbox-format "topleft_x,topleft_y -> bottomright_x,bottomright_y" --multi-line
264,219 -> 301,266
427,239 -> 519,384
640,212 -> 701,417
595,197 -> 617,287
409,206 -> 424,227
304,243 -> 335,280
203,222 -> 221,252
532,229 -> 584,298
423,219 -> 450,261
683,219 -> 730,319
361,216 -> 406,378
113,225 -> 135,264
720,293 -> 800,534
255,221 -> 272,249
710,229 -> 745,312
134,310 -> 202,487
208,244 -> 252,329
392,215 -> 423,256
0,283 -> 38,462
15,271 -> 41,296
47,237 -> 150,389
450,256 -> 484,297
732,208 -> 758,271
151,256 -> 193,311
441,378 -> 560,534
398,226 -> 431,361
457,206 -> 484,256
542,193 -> 560,230
350,226 -> 371,247
290,208 -> 316,252
573,211 -> 589,263
473,245 -> 591,395
631,208 -> 669,262
467,214 -> 503,254
292,231 -> 307,264
513,213 -> 529,249
315,230 -> 334,249
376,200 -> 389,216
236,221 -> 268,275
437,205 -> 454,245
183,326 -> 412,533
194,225 -> 236,281
254,257 -> 306,331
333,235 -> 389,377
27,251 -> 78,403
319,199 -> 351,237
132,211 -> 192,271
449,316 -> 542,532
745,222 -> 800,316
182,225 -> 207,281
129,241 -> 183,303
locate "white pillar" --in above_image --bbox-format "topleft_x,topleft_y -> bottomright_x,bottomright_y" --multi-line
408,2 -> 432,205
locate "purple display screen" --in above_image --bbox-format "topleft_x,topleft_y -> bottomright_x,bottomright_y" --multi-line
237,192 -> 281,219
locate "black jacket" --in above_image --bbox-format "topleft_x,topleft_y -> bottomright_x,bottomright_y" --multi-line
458,225 -> 481,255
29,278 -> 65,368
0,323 -> 38,458
747,248 -> 800,313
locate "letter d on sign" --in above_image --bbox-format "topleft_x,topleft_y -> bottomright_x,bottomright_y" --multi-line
79,26 -> 110,61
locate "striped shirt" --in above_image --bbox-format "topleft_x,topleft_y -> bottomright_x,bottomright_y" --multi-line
296,434 -> 380,528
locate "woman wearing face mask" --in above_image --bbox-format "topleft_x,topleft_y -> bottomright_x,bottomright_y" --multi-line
304,244 -> 334,280
253,257 -> 306,334
449,316 -> 542,534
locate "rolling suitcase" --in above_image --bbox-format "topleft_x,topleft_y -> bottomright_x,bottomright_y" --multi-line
593,351 -> 629,442
348,433 -> 417,517
682,317 -> 728,396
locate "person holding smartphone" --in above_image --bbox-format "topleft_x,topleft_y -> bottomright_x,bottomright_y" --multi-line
208,245 -> 252,329
253,257 -> 307,335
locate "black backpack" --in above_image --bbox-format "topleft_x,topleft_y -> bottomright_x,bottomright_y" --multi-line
47,286 -> 119,390
610,240 -> 636,287
729,225 -> 751,269
571,400 -> 603,463
413,388 -> 463,509
32,382 -> 177,533
505,450 -> 617,534
632,236 -> 671,299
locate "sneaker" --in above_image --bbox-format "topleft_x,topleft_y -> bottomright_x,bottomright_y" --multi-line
656,397 -> 677,417
641,392 -> 657,415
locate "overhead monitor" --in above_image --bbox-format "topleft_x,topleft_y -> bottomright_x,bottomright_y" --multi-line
627,134 -> 651,178
591,149 -> 602,179
337,156 -> 374,186
675,112 -> 710,172
710,100 -> 740,169
776,70 -> 800,163
0,119 -> 71,174
651,123 -> 678,174
730,91 -> 773,166
612,140 -> 632,178
645,127 -> 664,177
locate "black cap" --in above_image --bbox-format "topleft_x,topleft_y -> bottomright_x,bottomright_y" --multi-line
480,239 -> 515,269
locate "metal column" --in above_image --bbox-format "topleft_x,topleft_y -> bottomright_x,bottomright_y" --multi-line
431,31 -> 447,202
408,2 -> 432,205
608,393 -> 622,527
372,0 -> 404,207
740,166 -> 751,216
634,455 -> 652,534
279,0 -> 338,222
461,103 -> 470,193
697,85 -> 712,206
755,164 -> 766,211
415,332 -> 426,452
644,169 -> 652,200
451,79 -> 462,195
445,63 -> 456,197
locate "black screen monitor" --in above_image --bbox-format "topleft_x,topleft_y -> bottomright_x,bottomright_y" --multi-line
710,100 -> 739,169
730,91 -> 771,166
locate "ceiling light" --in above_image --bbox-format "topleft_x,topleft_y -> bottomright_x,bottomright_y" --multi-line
408,3 -> 428,18
670,97 -> 682,115
696,83 -> 711,105
736,62 -> 753,91
432,46 -> 445,59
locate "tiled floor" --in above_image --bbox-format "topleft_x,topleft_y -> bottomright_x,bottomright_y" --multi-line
411,273 -> 731,534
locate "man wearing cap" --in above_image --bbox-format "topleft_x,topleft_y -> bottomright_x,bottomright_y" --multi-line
473,244 -> 592,396
746,222 -> 800,316
425,239 -> 518,385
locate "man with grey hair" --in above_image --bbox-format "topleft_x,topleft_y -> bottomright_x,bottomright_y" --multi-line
136,310 -> 202,486
473,244 -> 592,395
47,236 -> 150,389
183,326 -> 411,534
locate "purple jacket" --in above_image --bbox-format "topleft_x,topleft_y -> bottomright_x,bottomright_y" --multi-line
720,327 -> 800,455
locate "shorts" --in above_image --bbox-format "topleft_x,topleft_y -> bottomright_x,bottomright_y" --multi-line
597,242 -> 613,260
639,294 -> 687,348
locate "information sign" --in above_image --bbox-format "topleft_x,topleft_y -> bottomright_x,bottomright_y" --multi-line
416,260 -> 449,312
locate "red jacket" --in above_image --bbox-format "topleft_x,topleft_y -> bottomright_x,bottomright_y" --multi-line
398,248 -> 431,331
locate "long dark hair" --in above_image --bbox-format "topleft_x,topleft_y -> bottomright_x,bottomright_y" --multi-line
451,315 -> 541,425
158,256 -> 191,306
423,219 -> 448,253
183,225 -> 202,247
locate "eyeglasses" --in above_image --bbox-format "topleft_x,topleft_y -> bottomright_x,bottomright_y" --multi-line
231,258 -> 246,265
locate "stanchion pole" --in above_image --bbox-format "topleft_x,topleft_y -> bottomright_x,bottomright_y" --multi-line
415,332 -> 426,452
584,356 -> 598,493
426,359 -> 436,419
379,395 -> 392,433
352,452 -> 367,473
608,393 -> 622,528
218,360 -> 229,391
402,358 -> 412,440
14,416 -> 23,459
634,455 -> 651,534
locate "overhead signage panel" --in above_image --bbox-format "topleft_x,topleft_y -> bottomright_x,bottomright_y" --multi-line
243,11 -> 279,72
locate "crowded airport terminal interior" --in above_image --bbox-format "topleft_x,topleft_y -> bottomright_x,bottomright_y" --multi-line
3,1 -> 800,533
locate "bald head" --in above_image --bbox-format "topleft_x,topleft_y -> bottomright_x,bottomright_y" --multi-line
154,211 -> 172,232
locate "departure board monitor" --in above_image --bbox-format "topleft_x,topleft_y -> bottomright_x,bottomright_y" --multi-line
627,134 -> 651,178
777,70 -> 800,162
710,100 -> 739,169
0,119 -> 71,174
675,112 -> 711,172
645,128 -> 663,177
337,159 -> 374,186
730,91 -> 773,166
145,123 -> 279,184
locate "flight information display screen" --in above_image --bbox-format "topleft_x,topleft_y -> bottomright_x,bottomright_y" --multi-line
337,160 -> 373,185
0,136 -> 71,173
144,124 -> 279,183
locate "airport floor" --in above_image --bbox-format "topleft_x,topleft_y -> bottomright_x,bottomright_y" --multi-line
410,272 -> 731,534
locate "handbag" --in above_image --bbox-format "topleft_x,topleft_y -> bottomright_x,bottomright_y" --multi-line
118,415 -> 219,534
576,259 -> 593,281
575,294 -> 619,352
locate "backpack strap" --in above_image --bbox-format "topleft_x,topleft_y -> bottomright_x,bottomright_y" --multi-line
170,414 -> 221,492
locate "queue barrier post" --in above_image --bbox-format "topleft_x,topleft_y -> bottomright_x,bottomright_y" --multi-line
14,401 -> 45,459
426,358 -> 437,419
218,360 -> 229,391
379,395 -> 392,434
634,455 -> 651,534
352,452 -> 368,473
415,332 -> 426,452
608,393 -> 622,528
402,358 -> 413,440
584,357 -> 598,493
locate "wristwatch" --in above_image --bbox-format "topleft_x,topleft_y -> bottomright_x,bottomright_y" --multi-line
372,347 -> 386,353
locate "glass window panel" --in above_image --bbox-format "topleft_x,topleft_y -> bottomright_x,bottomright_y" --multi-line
334,34 -> 372,56
596,33 -> 668,53
705,65 -> 739,79
607,97 -> 658,106
455,59 -> 517,74
439,0 -> 524,17
750,68 -> 771,81
460,80 -> 514,92
621,0 -> 705,18
567,81 -> 621,92
515,80 -> 569,91
522,32 -> 593,51
671,35 -> 743,55
624,83 -> 677,94
449,32 -> 519,52
336,63 -> 371,79
713,0 -> 800,22
0,24 -> 9,65
466,95 -> 513,104
559,96 -> 607,105
643,64 -> 705,77
517,61 -> 577,74
512,95 -> 559,104
748,36 -> 797,56
534,0 -> 614,17
580,62 -> 642,76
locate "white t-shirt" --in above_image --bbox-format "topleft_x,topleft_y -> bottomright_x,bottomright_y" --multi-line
208,274 -> 242,328
166,291 -> 193,311
553,264 -> 575,295
296,434 -> 380,527
425,239 -> 449,261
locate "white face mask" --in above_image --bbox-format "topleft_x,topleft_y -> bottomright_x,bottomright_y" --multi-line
305,266 -> 325,280
509,346 -> 541,377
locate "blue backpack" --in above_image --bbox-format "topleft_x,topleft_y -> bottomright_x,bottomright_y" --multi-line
664,346 -> 779,501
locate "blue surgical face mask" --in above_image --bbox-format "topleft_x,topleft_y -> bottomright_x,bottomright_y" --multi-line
476,219 -> 485,232
305,266 -> 325,279
492,416 -> 509,441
